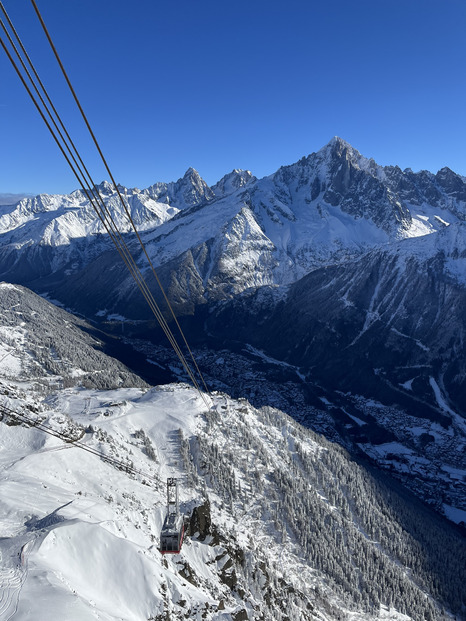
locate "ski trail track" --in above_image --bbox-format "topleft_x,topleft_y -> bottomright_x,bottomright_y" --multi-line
0,537 -> 34,621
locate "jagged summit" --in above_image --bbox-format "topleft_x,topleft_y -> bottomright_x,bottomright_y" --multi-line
325,135 -> 353,150
144,167 -> 214,210
93,180 -> 115,194
316,135 -> 375,173
3,138 -> 466,295
182,166 -> 201,179
317,135 -> 359,158
211,168 -> 256,198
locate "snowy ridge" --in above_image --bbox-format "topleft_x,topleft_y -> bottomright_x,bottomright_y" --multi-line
211,170 -> 257,199
144,167 -> 215,210
2,137 -> 466,299
0,187 -> 177,246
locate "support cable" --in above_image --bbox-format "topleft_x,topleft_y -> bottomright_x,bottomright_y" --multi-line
29,0 -> 211,399
0,29 -> 189,382
0,4 -> 211,408
0,402 -> 160,485
0,6 -> 203,400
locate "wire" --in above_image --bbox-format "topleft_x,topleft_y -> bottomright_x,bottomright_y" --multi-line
0,36 -> 206,406
0,15 -> 207,404
0,402 -> 160,485
29,0 -> 212,401
0,1 -> 212,409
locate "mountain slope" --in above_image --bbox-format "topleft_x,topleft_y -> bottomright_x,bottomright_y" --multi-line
0,282 -> 148,390
1,284 -> 465,620
1,383 -> 465,620
2,138 -> 466,318
206,221 -> 466,408
202,222 -> 466,522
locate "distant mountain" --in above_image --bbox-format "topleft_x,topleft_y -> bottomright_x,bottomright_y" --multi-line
2,137 -> 466,307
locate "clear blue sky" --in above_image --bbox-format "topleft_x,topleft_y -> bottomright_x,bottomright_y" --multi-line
1,0 -> 465,196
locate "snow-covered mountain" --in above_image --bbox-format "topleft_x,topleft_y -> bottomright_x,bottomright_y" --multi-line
1,287 -> 465,620
2,137 -> 466,305
89,138 -> 466,312
1,138 -> 466,528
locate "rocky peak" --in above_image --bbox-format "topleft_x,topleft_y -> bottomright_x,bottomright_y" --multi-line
435,167 -> 466,201
325,135 -> 354,155
289,139 -> 412,231
318,136 -> 368,169
211,169 -> 256,199
174,167 -> 214,208
145,168 -> 214,210
93,180 -> 114,195
182,166 -> 200,180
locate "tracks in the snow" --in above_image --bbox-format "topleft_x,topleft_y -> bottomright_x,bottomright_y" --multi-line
0,538 -> 32,620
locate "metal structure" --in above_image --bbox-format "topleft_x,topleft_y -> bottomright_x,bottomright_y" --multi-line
160,478 -> 184,554
167,477 -> 179,515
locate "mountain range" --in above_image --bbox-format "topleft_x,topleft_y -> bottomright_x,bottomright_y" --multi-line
1,137 -> 465,530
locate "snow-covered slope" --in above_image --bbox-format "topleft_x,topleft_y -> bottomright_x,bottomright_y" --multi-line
0,168 -> 222,287
211,169 -> 257,199
1,284 -> 465,620
0,167 -> 251,256
1,384 -> 464,621
0,282 -> 147,390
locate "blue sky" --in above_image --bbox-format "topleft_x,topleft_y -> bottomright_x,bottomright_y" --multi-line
1,0 -> 465,195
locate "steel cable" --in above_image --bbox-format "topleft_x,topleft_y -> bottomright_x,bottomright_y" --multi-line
0,2 -> 211,408
0,402 -> 160,486
0,30 -> 191,382
29,0 -> 212,400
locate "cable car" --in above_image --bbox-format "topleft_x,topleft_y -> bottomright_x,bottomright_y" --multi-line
160,478 -> 185,554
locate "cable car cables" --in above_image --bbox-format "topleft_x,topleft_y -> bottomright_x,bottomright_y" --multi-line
28,0 -> 209,402
0,402 -> 160,486
0,0 -> 211,409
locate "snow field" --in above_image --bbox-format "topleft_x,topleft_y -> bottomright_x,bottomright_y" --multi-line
1,380 -> 464,619
0,384 -> 251,620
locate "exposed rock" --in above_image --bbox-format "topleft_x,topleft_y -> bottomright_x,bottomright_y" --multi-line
189,498 -> 212,539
